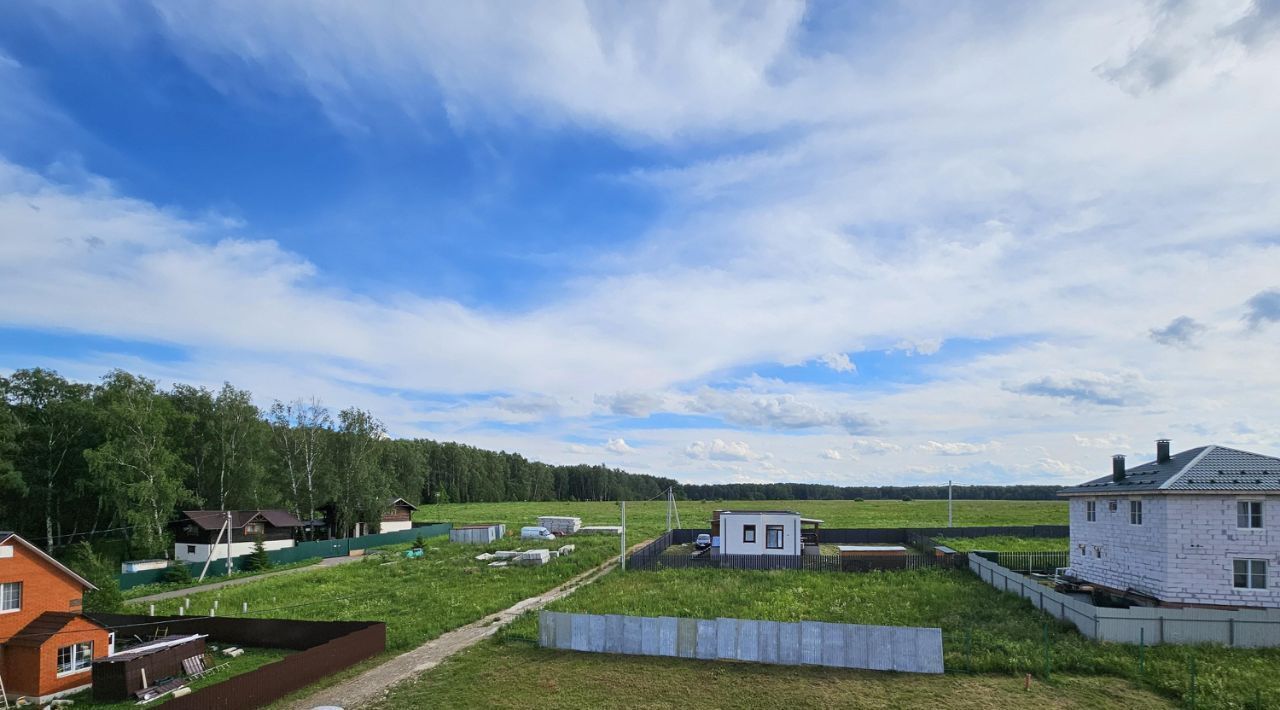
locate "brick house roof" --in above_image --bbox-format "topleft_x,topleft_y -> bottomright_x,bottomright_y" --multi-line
0,532 -> 96,590
4,612 -> 100,648
1060,445 -> 1280,495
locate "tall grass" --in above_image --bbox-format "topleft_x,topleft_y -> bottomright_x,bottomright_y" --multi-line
934,535 -> 1069,552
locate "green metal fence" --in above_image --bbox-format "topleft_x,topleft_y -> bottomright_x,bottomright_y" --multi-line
118,522 -> 451,590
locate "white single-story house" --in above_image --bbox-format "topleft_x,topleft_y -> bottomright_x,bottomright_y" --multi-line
171,510 -> 304,563
1060,440 -> 1280,609
711,510 -> 822,556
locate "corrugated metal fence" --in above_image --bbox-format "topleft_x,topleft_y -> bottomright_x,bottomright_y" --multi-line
118,522 -> 452,590
969,554 -> 1280,648
539,610 -> 944,673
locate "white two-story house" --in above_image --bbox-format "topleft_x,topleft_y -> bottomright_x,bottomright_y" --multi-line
1060,440 -> 1280,609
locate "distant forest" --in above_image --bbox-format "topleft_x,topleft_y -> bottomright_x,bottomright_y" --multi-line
0,367 -> 1060,559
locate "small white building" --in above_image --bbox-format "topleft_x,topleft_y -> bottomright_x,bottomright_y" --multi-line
712,510 -> 822,556
1061,440 -> 1280,609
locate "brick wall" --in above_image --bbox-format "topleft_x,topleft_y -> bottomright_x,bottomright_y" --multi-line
0,542 -> 87,642
1068,494 -> 1280,607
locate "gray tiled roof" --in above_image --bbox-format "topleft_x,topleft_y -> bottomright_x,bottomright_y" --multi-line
1060,445 -> 1280,494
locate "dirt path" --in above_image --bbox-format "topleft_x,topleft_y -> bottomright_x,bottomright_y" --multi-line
130,555 -> 363,603
286,544 -> 644,710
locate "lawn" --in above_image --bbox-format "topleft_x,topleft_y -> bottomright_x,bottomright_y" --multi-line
126,534 -> 624,654
417,499 -> 1067,539
517,568 -> 1278,710
933,535 -> 1069,552
67,647 -> 289,709
374,639 -> 1174,709
121,559 -> 320,599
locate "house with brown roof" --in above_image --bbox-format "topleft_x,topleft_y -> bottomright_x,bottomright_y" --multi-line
171,510 -> 305,564
0,532 -> 111,703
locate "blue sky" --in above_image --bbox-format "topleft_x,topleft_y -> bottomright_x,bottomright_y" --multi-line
2,1 -> 1279,486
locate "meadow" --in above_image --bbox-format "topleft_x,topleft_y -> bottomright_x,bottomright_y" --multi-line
416,498 -> 1067,538
503,568 -> 1275,710
933,535 -> 1069,552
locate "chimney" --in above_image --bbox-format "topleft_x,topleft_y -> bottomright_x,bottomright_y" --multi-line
1156,439 -> 1171,464
1112,454 -> 1127,481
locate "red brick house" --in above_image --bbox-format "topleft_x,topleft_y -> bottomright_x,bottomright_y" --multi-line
0,532 -> 111,703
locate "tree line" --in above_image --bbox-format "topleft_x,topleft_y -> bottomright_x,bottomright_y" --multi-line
0,367 -> 677,559
0,367 -> 1062,560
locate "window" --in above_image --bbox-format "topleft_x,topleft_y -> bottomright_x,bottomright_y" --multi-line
244,522 -> 264,536
0,581 -> 20,613
1077,544 -> 1086,556
765,525 -> 784,549
1234,559 -> 1267,590
1108,500 -> 1117,512
1238,501 -> 1263,529
1086,500 -> 1096,522
56,641 -> 93,675
1129,500 -> 1143,525
187,545 -> 196,554
1094,546 -> 1103,558
742,525 -> 756,544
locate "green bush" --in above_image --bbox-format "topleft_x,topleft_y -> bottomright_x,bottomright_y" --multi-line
64,541 -> 123,612
161,564 -> 193,585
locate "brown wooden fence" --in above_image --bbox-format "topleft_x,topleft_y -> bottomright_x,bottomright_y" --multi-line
88,614 -> 386,709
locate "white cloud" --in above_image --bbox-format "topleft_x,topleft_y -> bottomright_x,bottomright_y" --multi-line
594,391 -> 664,417
1073,433 -> 1132,450
604,437 -> 634,455
850,438 -> 902,455
920,441 -> 1000,456
820,448 -> 843,460
685,439 -> 761,462
686,388 -> 878,434
817,352 -> 856,373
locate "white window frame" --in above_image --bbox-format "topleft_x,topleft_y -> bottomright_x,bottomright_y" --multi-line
1086,500 -> 1096,522
1129,500 -> 1143,525
1233,559 -> 1267,590
56,641 -> 94,676
0,581 -> 21,613
1237,500 -> 1263,530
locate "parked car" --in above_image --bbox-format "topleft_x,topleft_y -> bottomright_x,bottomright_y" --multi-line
521,526 -> 557,541
694,533 -> 712,550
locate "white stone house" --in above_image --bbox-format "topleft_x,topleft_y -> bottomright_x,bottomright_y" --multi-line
712,510 -> 822,556
1060,440 -> 1280,609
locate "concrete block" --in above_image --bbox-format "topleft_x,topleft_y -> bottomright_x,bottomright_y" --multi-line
588,614 -> 606,653
658,617 -> 678,657
677,617 -> 698,658
868,625 -> 893,670
641,616 -> 661,656
622,615 -> 643,655
695,619 -> 718,660
822,622 -> 844,667
758,621 -> 780,664
778,621 -> 801,664
716,618 -> 738,659
555,612 -> 573,650
539,611 -> 556,648
737,620 -> 760,662
604,614 -> 625,654
570,613 -> 590,652
801,621 -> 824,665
843,624 -> 870,669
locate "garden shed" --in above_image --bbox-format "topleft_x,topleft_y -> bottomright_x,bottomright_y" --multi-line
92,634 -> 208,702
449,524 -> 506,544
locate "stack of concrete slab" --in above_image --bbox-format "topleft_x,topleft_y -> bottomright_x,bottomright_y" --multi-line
579,526 -> 622,535
558,544 -> 575,556
517,549 -> 552,566
492,550 -> 523,560
538,516 -> 582,535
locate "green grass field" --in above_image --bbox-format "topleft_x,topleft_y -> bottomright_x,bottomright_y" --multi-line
416,499 -> 1067,539
374,641 -> 1174,709
127,535 -> 621,654
933,535 -> 1069,552
517,568 -> 1277,710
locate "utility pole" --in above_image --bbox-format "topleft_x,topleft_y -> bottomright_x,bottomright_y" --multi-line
666,487 -> 672,531
620,501 -> 626,571
225,511 -> 234,575
948,480 -> 953,528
